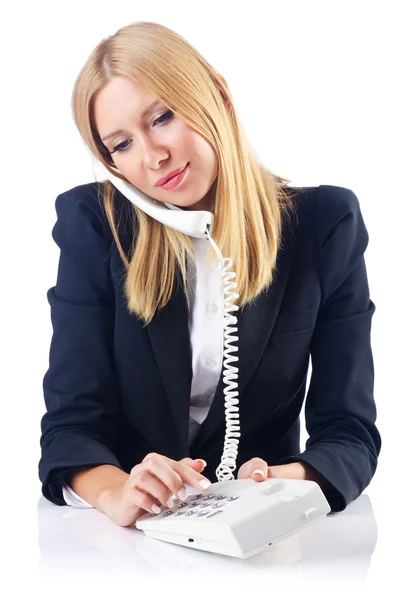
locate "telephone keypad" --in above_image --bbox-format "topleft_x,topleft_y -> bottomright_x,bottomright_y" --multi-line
155,491 -> 242,519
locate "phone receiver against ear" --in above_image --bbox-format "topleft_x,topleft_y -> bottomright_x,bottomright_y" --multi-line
94,160 -> 214,239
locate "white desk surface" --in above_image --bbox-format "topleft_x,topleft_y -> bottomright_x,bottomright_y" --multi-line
3,475 -> 394,600
33,481 -> 395,599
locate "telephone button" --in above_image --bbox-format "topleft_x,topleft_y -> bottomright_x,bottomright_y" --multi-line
227,495 -> 240,502
199,494 -> 216,501
196,509 -> 211,517
206,510 -> 224,519
304,508 -> 319,521
214,494 -> 228,501
185,509 -> 199,516
173,506 -> 189,515
190,494 -> 204,501
162,510 -> 174,518
211,501 -> 227,509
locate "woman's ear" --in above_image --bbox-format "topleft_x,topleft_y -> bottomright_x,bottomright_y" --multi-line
218,86 -> 232,112
213,73 -> 232,112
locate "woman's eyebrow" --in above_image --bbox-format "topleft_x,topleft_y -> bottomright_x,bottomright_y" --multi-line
101,99 -> 163,142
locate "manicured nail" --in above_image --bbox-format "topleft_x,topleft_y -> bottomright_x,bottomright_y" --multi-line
199,480 -> 211,490
177,488 -> 187,500
253,469 -> 265,477
195,459 -> 207,467
151,504 -> 161,514
166,498 -> 174,508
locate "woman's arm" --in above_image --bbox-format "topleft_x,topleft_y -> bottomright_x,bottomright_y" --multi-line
276,185 -> 381,511
39,184 -> 124,505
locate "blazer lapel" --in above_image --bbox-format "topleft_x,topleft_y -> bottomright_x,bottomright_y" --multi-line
147,223 -> 296,458
146,275 -> 193,457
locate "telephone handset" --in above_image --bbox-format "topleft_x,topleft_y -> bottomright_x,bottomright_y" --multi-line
96,162 -> 214,239
94,161 -> 331,559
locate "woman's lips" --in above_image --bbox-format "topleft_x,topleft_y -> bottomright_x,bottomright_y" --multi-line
159,163 -> 189,190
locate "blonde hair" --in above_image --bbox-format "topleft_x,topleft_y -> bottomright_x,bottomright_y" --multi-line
71,21 -> 298,326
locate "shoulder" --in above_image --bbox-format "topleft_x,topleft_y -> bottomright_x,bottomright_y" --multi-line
288,183 -> 360,217
286,184 -> 364,242
315,184 -> 362,229
56,180 -> 104,207
50,182 -> 117,303
54,181 -> 132,243
54,181 -> 108,233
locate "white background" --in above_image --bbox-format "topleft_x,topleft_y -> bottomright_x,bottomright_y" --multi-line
1,0 -> 396,596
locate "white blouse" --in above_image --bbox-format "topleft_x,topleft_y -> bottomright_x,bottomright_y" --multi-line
62,232 -> 225,508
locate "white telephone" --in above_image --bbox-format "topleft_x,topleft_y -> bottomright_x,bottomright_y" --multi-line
135,478 -> 330,559
94,160 -> 331,558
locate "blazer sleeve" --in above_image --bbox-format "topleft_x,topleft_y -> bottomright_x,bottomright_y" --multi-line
277,185 -> 382,512
39,184 -> 124,506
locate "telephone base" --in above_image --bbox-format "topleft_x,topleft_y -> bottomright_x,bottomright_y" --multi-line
135,477 -> 331,558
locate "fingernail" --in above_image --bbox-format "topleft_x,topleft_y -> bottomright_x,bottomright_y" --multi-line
199,479 -> 211,490
253,469 -> 265,477
177,488 -> 187,500
151,504 -> 161,514
166,498 -> 174,508
195,459 -> 207,467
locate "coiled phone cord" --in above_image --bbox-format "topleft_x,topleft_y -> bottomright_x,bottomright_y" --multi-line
205,226 -> 241,482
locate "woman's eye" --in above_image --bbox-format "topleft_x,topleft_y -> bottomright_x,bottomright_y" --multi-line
153,110 -> 174,127
112,111 -> 174,154
112,140 -> 130,153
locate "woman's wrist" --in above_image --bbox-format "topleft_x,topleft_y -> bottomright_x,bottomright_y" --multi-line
97,473 -> 130,514
67,465 -> 130,513
297,461 -> 329,491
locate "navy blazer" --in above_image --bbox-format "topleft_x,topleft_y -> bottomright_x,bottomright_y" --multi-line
39,182 -> 381,512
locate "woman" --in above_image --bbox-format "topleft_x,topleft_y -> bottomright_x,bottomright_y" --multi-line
39,21 -> 381,527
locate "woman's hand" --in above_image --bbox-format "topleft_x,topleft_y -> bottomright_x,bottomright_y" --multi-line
237,457 -> 270,481
99,454 -> 211,527
237,458 -> 329,490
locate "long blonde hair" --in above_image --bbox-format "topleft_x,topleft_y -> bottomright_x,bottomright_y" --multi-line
71,21 -> 298,326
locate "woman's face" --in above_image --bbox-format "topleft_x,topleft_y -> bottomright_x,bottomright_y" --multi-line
94,76 -> 218,211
